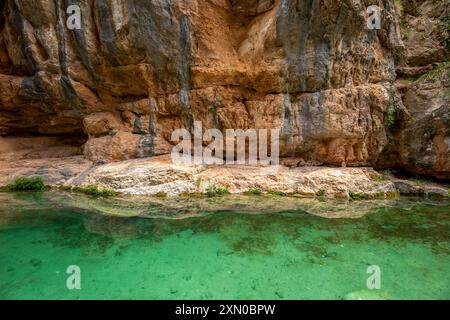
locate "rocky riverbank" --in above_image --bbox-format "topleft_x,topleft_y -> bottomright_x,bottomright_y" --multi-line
0,0 -> 448,202
1,155 -> 447,200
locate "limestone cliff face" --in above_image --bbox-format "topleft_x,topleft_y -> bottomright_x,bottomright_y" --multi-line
389,0 -> 449,180
0,0 -> 448,178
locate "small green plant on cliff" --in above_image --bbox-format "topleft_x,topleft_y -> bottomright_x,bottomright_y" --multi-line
6,177 -> 47,192
209,105 -> 219,128
206,185 -> 216,197
206,185 -> 230,197
417,61 -> 450,82
383,103 -> 397,128
404,29 -> 414,40
442,16 -> 450,49
316,189 -> 326,197
268,189 -> 286,196
245,188 -> 262,196
195,177 -> 202,189
401,61 -> 450,84
216,187 -> 230,195
73,185 -> 116,197
109,129 -> 118,137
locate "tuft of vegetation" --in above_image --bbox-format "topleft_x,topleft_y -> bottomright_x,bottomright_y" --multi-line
385,191 -> 401,200
349,190 -> 400,200
216,187 -> 230,195
179,192 -> 204,199
155,191 -> 167,198
417,61 -> 450,82
206,185 -> 216,197
109,129 -> 118,137
399,61 -> 450,84
245,188 -> 262,196
316,189 -> 326,197
6,177 -> 47,192
195,177 -> 202,189
206,185 -> 230,197
268,189 -> 286,196
404,29 -> 414,41
73,185 -> 116,197
441,16 -> 450,49
209,105 -> 219,128
383,103 -> 397,128
349,192 -> 371,201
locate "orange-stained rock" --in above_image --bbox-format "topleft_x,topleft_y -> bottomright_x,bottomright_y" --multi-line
83,132 -> 141,162
83,112 -> 122,137
0,0 -> 448,179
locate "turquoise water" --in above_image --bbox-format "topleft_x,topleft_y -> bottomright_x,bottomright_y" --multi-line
0,192 -> 448,300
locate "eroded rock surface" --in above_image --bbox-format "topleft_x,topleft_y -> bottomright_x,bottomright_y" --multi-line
0,0 -> 448,178
63,155 -> 396,197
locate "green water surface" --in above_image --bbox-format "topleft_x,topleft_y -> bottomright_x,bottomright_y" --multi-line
0,192 -> 448,300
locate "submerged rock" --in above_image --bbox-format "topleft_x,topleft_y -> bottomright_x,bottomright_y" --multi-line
344,290 -> 392,300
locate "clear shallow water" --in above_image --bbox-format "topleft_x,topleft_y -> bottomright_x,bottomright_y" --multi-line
0,192 -> 448,300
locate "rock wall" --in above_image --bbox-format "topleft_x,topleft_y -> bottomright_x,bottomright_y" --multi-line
389,0 -> 449,180
0,0 -> 448,178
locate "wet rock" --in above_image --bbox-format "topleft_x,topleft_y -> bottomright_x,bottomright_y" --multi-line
393,180 -> 448,198
344,289 -> 391,300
